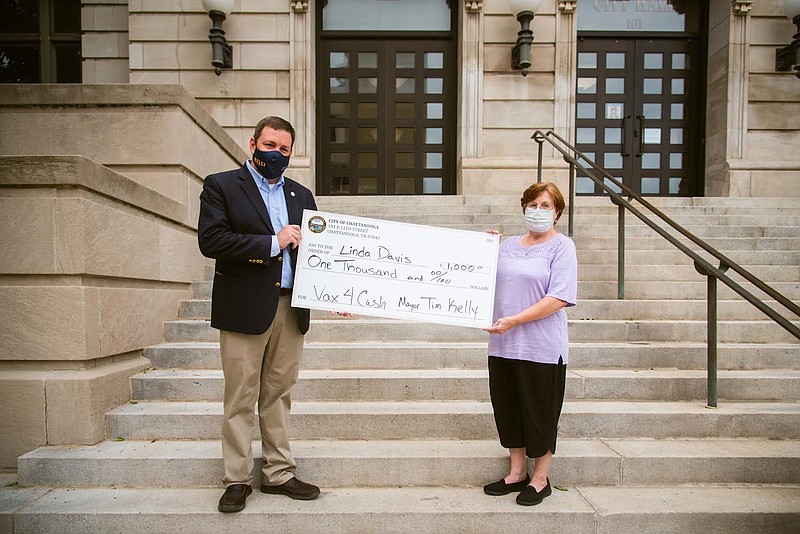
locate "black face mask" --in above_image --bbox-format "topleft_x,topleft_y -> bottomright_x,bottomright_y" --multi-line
252,148 -> 290,180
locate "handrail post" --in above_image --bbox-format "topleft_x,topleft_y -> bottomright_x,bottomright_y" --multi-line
695,261 -> 728,407
610,195 -> 625,299
618,203 -> 625,299
533,132 -> 544,183
706,273 -> 718,408
568,158 -> 575,238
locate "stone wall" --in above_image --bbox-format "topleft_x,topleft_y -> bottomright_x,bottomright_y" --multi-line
741,1 -> 800,197
128,0 -> 292,149
82,0 -> 130,83
0,84 -> 247,225
705,1 -> 799,197
0,85 -> 247,468
462,1 -> 570,196
0,157 -> 193,467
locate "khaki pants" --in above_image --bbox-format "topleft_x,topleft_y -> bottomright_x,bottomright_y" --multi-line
219,295 -> 305,487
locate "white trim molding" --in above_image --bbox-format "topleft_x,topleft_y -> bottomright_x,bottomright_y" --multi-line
728,8 -> 751,161
731,0 -> 754,16
464,1 -> 483,14
555,2 -> 578,144
460,0 -> 484,162
290,3 -> 314,161
558,1 -> 577,14
291,1 -> 309,13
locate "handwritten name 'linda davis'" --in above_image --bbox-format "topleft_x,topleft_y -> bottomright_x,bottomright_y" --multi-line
338,245 -> 412,264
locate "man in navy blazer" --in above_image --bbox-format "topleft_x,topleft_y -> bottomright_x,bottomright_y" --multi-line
198,116 -> 319,513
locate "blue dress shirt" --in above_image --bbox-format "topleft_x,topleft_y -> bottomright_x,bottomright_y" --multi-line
245,160 -> 293,289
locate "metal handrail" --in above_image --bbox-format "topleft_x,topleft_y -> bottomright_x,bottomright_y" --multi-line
531,129 -> 799,407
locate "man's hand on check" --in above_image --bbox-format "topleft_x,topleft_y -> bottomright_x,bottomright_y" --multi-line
277,225 -> 302,249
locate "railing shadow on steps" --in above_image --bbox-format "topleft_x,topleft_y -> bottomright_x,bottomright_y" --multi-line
532,129 -> 800,407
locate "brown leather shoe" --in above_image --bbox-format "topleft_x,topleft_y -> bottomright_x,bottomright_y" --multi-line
260,477 -> 320,500
218,483 -> 252,513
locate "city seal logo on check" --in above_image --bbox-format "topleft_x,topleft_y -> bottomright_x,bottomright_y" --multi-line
308,215 -> 327,233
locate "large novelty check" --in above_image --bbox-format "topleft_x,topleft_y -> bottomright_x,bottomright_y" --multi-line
291,210 -> 500,328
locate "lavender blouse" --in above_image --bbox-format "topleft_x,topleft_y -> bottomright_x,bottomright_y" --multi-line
488,233 -> 578,365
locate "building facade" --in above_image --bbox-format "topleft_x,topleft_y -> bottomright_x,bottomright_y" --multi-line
91,0 -> 800,198
0,0 -> 798,467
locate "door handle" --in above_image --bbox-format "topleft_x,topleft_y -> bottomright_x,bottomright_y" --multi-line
621,115 -> 631,157
635,114 -> 645,157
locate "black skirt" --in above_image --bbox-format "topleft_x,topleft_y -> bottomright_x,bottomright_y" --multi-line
488,355 -> 567,459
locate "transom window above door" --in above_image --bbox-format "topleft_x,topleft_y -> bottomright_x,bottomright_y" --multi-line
322,0 -> 451,31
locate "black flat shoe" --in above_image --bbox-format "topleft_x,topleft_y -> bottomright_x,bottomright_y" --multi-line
218,483 -> 252,513
483,474 -> 531,496
261,476 -> 320,500
516,478 -> 552,506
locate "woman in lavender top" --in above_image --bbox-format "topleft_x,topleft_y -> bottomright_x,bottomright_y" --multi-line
482,182 -> 577,506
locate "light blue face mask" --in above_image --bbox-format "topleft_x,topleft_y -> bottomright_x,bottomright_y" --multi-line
252,148 -> 290,180
524,207 -> 554,233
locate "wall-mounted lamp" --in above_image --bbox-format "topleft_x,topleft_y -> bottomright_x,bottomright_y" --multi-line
509,0 -> 542,77
202,0 -> 234,75
775,0 -> 800,79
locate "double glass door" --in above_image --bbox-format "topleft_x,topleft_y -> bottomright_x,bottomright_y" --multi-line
319,39 -> 455,195
317,0 -> 455,196
574,37 -> 703,196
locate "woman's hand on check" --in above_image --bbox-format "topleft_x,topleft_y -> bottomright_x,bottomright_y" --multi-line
483,316 -> 518,334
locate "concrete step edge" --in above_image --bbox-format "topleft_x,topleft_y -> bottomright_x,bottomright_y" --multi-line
105,400 -> 800,439
109,400 -> 800,416
145,340 -> 800,350
17,438 -> 800,488
20,437 -> 799,462
133,368 -> 800,380
4,485 -> 799,534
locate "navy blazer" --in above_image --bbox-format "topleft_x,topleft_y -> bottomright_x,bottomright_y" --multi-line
197,164 -> 317,335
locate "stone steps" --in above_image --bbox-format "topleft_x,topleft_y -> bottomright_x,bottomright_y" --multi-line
5,485 -> 799,534
130,368 -> 800,402
145,341 -> 800,371
163,318 -> 800,344
318,195 -> 800,209
576,249 -> 800,265
315,200 -> 800,215
200,251 -> 799,274
191,279 -> 800,300
570,236 -> 800,251
575,281 -> 799,300
17,438 -> 800,487
576,264 -> 798,281
180,298 -> 797,320
105,400 -> 800,441
5,195 -> 797,532
328,215 -> 800,233
378,216 -> 800,231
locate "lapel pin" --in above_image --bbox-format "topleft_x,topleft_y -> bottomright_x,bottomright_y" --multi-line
290,191 -> 296,196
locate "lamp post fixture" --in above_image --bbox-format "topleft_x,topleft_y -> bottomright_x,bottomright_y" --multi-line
509,0 -> 542,77
202,0 -> 234,75
776,0 -> 800,79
